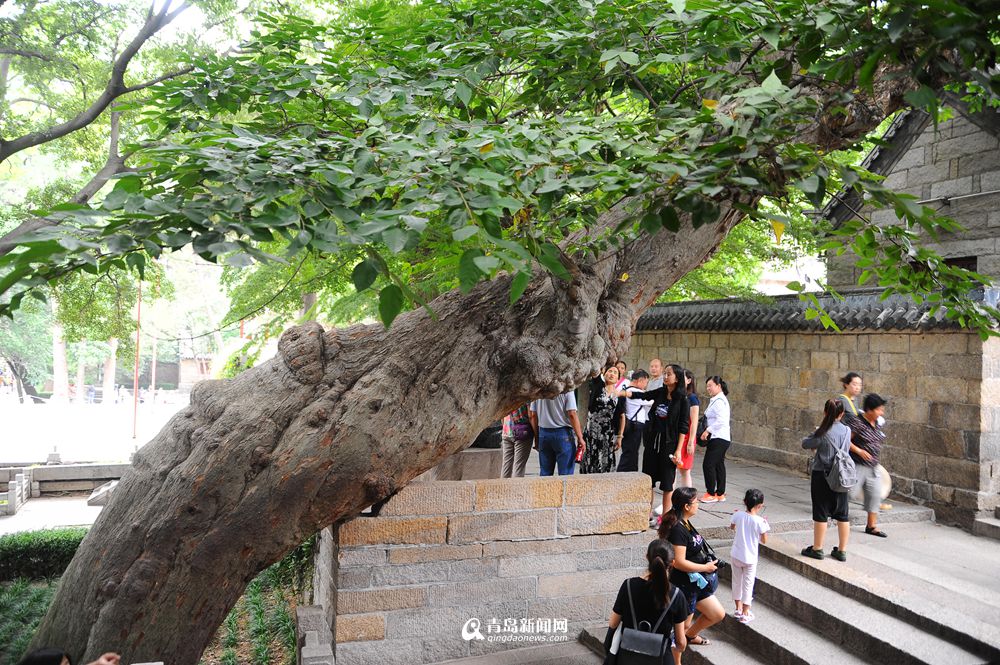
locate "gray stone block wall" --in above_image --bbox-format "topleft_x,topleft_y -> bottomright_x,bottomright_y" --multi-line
827,110 -> 1000,289
314,474 -> 651,665
626,329 -> 996,528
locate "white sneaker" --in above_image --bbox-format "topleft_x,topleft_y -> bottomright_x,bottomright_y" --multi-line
738,611 -> 755,624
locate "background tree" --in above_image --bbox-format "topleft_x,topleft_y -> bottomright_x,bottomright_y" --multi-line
3,0 -> 996,662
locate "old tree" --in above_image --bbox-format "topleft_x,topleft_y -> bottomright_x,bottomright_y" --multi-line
1,0 -> 997,661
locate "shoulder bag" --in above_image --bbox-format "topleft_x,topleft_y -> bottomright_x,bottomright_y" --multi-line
616,581 -> 681,665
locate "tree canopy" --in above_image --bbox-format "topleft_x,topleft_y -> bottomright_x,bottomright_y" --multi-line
2,0 -> 998,335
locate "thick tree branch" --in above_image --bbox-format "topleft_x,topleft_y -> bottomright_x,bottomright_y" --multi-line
0,48 -> 55,62
0,113 -> 130,255
121,65 -> 195,94
0,1 -> 190,164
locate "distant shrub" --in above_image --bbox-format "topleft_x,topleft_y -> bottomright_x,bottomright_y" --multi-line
0,528 -> 88,581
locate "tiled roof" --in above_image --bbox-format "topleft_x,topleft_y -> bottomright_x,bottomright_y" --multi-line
636,288 -> 999,332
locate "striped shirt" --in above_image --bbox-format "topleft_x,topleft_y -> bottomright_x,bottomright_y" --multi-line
847,415 -> 884,467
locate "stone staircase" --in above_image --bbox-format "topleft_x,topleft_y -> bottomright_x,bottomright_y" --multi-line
580,520 -> 1000,665
971,506 -> 1000,541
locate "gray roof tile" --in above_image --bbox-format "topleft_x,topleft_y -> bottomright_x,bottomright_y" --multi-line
635,288 -> 999,332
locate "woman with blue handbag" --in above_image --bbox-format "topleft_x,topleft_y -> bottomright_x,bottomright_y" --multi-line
657,487 -> 726,647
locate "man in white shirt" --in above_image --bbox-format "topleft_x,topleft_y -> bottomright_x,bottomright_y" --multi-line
614,370 -> 653,472
529,390 -> 586,476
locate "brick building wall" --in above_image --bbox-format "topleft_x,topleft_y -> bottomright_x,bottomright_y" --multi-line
625,330 -> 1000,527
315,473 -> 652,664
827,111 -> 1000,287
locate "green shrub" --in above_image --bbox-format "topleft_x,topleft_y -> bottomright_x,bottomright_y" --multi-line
0,528 -> 88,581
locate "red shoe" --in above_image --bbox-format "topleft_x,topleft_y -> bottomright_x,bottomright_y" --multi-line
715,494 -> 727,503
699,493 -> 718,503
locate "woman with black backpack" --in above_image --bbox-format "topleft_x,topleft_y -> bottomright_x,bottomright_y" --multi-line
801,399 -> 852,561
604,539 -> 688,665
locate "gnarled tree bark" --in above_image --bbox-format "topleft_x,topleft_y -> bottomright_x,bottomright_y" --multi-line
29,70 -> 914,665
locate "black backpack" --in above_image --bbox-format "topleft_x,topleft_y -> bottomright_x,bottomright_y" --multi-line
617,581 -> 680,665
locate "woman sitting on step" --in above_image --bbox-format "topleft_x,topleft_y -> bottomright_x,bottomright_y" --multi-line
603,539 -> 689,664
657,486 -> 726,646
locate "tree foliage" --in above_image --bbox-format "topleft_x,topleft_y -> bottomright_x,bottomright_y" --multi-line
1,0 -> 999,334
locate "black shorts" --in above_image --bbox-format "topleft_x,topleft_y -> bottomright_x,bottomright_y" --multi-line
642,425 -> 676,490
811,470 -> 850,522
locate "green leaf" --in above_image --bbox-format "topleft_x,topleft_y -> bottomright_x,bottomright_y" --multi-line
352,259 -> 379,292
760,25 -> 780,50
224,253 -> 254,268
113,175 -> 143,193
458,248 -> 484,292
473,255 -> 500,273
125,253 -> 146,278
453,226 -> 479,242
904,85 -> 938,112
383,228 -> 408,253
887,8 -> 913,42
303,200 -> 325,218
509,271 -> 531,304
537,243 -> 571,281
620,51 -> 640,66
455,81 -> 472,106
536,179 -> 564,194
659,206 -> 680,232
378,284 -> 404,327
761,70 -> 784,94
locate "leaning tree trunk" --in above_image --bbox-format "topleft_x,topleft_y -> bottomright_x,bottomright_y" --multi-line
31,71 -> 914,665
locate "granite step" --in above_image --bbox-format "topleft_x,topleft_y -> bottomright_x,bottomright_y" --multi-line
759,530 -> 1000,663
438,641 -> 601,664
971,515 -> 1000,542
713,578 -> 871,665
721,545 -> 987,665
579,622 -> 770,665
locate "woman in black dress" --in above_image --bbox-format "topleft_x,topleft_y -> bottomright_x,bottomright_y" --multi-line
604,539 -> 688,665
582,366 -> 620,473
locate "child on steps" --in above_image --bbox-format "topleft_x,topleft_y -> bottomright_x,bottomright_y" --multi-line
729,488 -> 769,623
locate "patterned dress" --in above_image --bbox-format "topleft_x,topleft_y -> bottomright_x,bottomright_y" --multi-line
581,386 -> 617,473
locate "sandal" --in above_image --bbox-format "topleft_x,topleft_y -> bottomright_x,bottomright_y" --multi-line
686,635 -> 711,645
865,526 -> 888,538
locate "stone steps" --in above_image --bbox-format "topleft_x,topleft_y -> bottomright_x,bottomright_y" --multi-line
758,532 -> 1000,662
579,622 -> 771,665
971,515 -> 1000,542
713,578 -> 871,665
438,641 -> 601,664
722,547 -> 986,665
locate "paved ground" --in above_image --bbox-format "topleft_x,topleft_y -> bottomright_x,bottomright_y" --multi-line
0,397 -> 185,465
0,495 -> 103,535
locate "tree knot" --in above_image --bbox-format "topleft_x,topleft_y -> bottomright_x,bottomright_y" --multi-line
278,322 -> 327,385
362,473 -> 396,503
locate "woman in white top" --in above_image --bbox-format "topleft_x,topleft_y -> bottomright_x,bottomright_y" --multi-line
699,376 -> 731,503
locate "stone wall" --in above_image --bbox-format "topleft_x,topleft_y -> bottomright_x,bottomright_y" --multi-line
625,329 -> 1000,527
827,112 -> 1000,287
314,473 -> 652,665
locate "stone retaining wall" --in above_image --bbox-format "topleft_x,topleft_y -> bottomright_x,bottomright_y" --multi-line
314,473 -> 652,665
626,330 -> 1000,526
